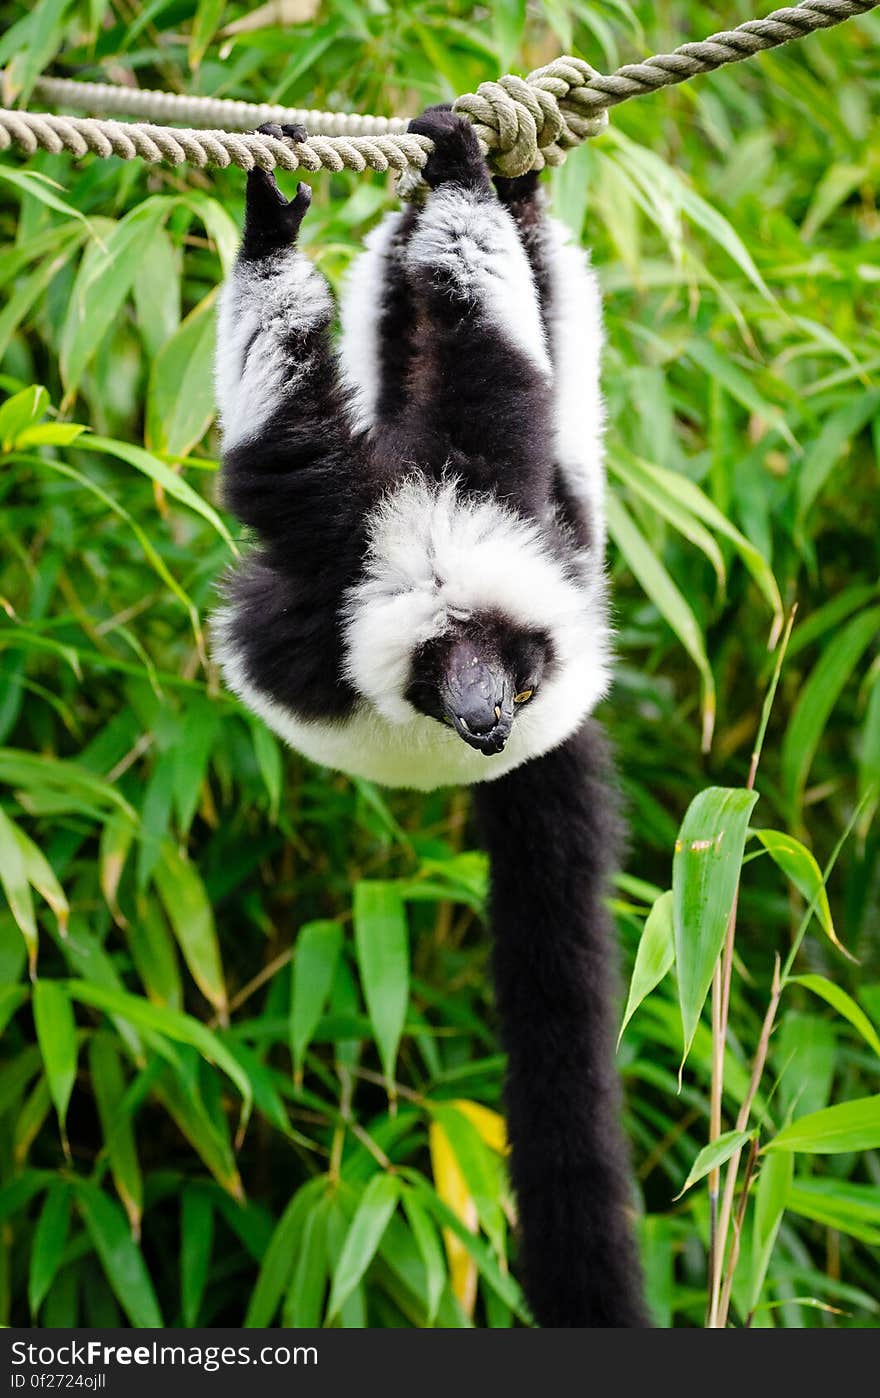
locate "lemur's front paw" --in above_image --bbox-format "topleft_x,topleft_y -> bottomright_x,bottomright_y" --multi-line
407,105 -> 490,192
241,126 -> 311,261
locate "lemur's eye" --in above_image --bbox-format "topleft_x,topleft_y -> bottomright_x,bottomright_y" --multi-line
514,689 -> 534,704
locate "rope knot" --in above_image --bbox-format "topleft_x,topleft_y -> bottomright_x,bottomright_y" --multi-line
454,56 -> 608,176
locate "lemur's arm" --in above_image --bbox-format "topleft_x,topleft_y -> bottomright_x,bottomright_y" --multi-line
214,133 -> 373,721
216,148 -> 364,542
495,171 -> 606,550
337,203 -> 419,435
400,110 -> 555,511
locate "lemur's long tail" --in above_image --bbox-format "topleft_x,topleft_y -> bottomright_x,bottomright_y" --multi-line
473,720 -> 647,1327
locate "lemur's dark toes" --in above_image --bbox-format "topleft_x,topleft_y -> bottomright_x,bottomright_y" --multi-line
256,122 -> 308,144
407,107 -> 489,192
288,181 -> 312,233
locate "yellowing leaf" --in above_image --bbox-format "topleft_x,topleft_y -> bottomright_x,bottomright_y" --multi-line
429,1119 -> 477,1316
452,1099 -> 507,1155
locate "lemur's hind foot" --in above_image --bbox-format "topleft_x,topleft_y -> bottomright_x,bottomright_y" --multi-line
493,170 -> 541,208
407,106 -> 491,193
242,124 -> 311,261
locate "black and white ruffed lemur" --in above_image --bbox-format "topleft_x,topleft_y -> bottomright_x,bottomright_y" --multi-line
213,107 -> 647,1328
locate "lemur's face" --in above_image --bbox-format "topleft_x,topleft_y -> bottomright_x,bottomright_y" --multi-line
405,618 -> 550,756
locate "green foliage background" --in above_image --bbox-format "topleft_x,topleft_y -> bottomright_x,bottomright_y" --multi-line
0,0 -> 878,1329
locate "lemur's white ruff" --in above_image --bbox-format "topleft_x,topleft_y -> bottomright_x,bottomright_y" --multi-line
217,472 -> 608,790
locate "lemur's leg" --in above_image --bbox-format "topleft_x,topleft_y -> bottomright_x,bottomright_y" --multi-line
338,202 -> 419,434
495,172 -> 606,550
214,129 -> 372,721
401,109 -> 555,513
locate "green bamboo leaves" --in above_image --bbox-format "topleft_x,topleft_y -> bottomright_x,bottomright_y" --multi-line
619,890 -> 674,1043
781,606 -> 880,823
60,203 -> 169,397
767,1096 -> 880,1155
326,1173 -> 400,1321
290,920 -> 343,1085
145,291 -> 218,460
607,492 -> 716,750
0,808 -> 69,974
353,882 -> 410,1094
32,981 -> 77,1154
153,842 -> 228,1021
673,787 -> 759,1064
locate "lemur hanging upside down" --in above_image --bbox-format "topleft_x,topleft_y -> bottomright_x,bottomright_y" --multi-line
213,108 -> 647,1328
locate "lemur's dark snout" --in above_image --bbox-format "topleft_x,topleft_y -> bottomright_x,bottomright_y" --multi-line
441,645 -> 514,756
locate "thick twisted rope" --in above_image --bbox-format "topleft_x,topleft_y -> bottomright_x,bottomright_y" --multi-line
0,111 -> 433,176
0,0 -> 875,178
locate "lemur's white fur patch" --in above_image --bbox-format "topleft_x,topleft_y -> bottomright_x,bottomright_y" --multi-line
215,251 -> 332,451
543,217 -> 606,544
337,211 -> 403,434
214,476 -> 610,792
406,188 -> 551,377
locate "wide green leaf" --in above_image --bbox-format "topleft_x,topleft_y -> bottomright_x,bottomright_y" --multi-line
326,1172 -> 400,1320
753,828 -> 843,952
607,492 -> 716,749
785,1177 -> 880,1245
60,202 -> 168,394
153,842 -> 227,1018
290,920 -> 343,1084
353,882 -> 409,1090
85,435 -> 236,554
244,1177 -> 327,1327
28,1181 -> 72,1318
401,1189 -> 447,1325
89,1034 -> 143,1235
748,1150 -> 793,1312
0,806 -> 38,972
65,980 -> 251,1131
180,1186 -> 214,1327
32,980 -> 77,1150
766,1096 -> 880,1155
675,1129 -> 753,1199
75,1179 -> 163,1327
673,787 -> 759,1063
781,607 -> 880,820
619,889 -> 674,1043
790,975 -> 880,1060
146,291 -> 217,459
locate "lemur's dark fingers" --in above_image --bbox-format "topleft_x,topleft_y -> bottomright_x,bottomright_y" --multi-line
407,108 -> 490,192
288,181 -> 312,235
242,166 -> 311,261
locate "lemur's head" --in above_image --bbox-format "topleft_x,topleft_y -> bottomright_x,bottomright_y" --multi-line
343,478 -> 609,766
404,619 -> 549,756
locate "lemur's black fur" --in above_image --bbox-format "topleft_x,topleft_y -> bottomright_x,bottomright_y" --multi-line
216,109 -> 646,1326
474,723 -> 647,1328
